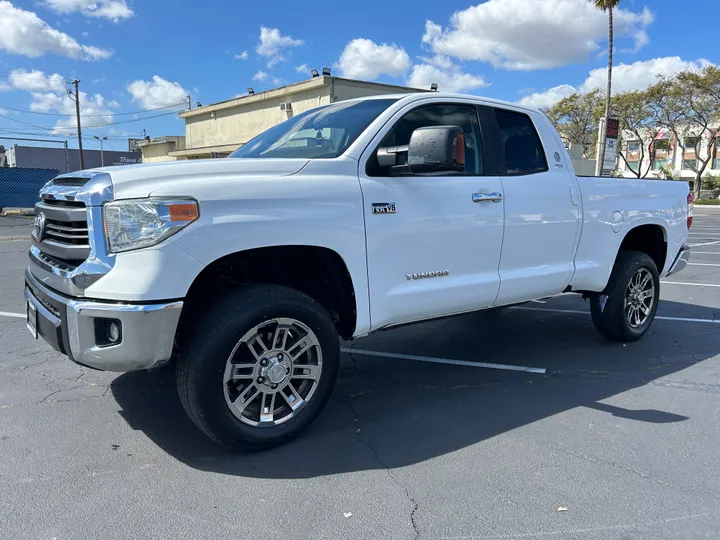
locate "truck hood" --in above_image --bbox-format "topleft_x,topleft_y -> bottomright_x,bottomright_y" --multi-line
86,158 -> 309,200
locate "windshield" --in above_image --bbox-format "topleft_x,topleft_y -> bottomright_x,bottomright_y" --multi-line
229,98 -> 398,159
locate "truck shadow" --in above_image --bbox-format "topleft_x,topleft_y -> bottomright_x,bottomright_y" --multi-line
111,298 -> 717,478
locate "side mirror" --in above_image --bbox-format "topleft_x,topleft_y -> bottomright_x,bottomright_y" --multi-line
407,125 -> 465,174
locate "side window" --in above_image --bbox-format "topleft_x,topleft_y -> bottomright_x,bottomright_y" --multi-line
494,108 -> 547,175
367,104 -> 484,176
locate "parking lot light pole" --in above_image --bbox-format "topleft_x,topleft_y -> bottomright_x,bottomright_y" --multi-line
93,135 -> 108,166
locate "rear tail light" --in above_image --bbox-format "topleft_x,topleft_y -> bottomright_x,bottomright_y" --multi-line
687,192 -> 694,230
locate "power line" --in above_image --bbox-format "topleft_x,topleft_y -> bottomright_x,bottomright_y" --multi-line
0,108 -> 182,131
82,109 -> 183,128
0,101 -> 188,117
0,112 -> 50,130
0,130 -> 139,141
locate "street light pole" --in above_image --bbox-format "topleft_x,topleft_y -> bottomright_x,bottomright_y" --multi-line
93,135 -> 108,166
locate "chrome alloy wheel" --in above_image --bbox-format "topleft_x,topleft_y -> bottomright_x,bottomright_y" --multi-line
223,318 -> 323,427
624,267 -> 655,328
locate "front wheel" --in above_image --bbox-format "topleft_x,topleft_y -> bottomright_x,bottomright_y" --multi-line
590,251 -> 660,342
176,284 -> 340,450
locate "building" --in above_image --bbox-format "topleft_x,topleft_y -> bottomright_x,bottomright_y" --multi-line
619,131 -> 720,180
135,136 -> 186,163
173,75 -> 429,159
567,142 -> 597,176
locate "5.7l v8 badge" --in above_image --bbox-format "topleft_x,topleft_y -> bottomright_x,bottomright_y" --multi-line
372,202 -> 396,214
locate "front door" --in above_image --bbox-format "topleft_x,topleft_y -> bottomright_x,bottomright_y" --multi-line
359,101 -> 505,330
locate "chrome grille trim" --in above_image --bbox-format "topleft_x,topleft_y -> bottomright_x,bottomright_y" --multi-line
27,172 -> 115,298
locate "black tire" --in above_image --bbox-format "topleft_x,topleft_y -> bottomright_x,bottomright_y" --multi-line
176,284 -> 339,450
590,251 -> 660,342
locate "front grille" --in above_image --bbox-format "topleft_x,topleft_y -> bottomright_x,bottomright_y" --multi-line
33,196 -> 90,268
35,291 -> 61,318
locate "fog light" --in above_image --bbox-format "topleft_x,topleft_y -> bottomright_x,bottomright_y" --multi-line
95,318 -> 122,347
108,322 -> 121,343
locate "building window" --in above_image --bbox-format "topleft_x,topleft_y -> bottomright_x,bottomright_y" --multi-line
652,139 -> 671,170
627,161 -> 639,173
683,159 -> 698,170
627,141 -> 641,153
684,136 -> 699,153
714,158 -> 720,170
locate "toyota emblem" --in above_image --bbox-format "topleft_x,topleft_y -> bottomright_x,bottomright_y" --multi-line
34,213 -> 46,241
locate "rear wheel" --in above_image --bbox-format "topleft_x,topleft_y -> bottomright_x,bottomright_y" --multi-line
176,284 -> 339,450
590,251 -> 660,342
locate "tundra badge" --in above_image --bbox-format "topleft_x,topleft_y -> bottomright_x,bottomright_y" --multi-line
406,270 -> 450,281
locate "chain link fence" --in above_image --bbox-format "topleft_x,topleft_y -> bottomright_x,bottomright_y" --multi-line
0,137 -> 69,230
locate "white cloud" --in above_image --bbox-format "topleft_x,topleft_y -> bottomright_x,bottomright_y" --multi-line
0,80 -> 10,91
336,38 -> 412,80
9,69 -> 65,92
272,77 -> 286,86
295,63 -> 309,74
26,87 -> 115,135
43,0 -> 133,21
422,0 -> 654,70
257,26 -> 303,67
235,51 -> 248,60
517,56 -> 713,109
407,59 -> 488,93
252,70 -> 268,82
127,75 -> 189,109
0,1 -> 111,60
418,54 -> 455,70
580,56 -> 712,93
517,84 -> 576,108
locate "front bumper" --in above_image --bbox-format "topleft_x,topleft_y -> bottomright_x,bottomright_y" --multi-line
666,244 -> 690,277
25,267 -> 183,372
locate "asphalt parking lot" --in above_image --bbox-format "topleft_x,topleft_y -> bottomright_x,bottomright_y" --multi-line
2,211 -> 720,540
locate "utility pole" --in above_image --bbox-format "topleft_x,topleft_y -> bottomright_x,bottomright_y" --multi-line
93,135 -> 108,166
67,80 -> 84,169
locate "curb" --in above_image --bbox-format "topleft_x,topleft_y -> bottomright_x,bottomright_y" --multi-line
0,236 -> 30,242
1,208 -> 34,216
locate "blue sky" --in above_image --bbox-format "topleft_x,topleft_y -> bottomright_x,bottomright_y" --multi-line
0,0 -> 717,151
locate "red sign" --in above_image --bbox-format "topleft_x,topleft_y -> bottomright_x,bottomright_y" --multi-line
606,118 -> 619,139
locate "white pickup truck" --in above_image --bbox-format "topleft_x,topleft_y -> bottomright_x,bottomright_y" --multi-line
25,93 -> 692,449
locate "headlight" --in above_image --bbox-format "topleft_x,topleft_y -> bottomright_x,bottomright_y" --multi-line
103,198 -> 199,253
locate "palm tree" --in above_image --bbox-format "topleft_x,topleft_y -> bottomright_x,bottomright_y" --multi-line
591,0 -> 621,176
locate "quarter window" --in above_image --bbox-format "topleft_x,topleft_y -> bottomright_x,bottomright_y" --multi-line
494,108 -> 547,175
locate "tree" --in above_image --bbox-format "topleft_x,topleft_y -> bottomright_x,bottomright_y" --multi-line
647,66 -> 720,197
611,90 -> 661,178
590,0 -> 622,175
544,89 -> 604,158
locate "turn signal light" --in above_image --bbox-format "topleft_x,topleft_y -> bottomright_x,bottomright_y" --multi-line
169,203 -> 200,222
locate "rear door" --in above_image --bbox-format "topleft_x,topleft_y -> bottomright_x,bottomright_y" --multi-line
359,101 -> 505,330
488,107 -> 582,305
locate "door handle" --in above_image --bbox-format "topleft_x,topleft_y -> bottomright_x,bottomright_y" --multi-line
472,192 -> 503,203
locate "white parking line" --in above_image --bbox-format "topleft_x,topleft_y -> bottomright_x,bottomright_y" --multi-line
0,311 -> 24,319
661,281 -> 720,288
688,263 -> 720,267
689,240 -> 720,247
511,306 -> 720,324
694,252 -> 720,255
341,347 -> 546,374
